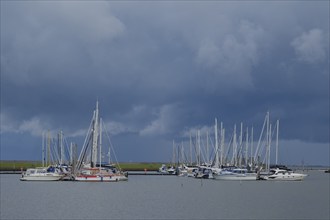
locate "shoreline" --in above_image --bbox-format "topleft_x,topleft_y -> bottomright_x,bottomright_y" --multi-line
0,160 -> 166,172
1,160 -> 329,172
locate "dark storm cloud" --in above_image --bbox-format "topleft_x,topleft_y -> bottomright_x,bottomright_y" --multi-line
1,2 -> 329,164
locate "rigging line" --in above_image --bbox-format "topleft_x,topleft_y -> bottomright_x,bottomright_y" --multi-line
75,133 -> 93,173
102,120 -> 122,171
224,133 -> 233,164
254,113 -> 268,160
77,113 -> 95,165
51,137 -> 60,165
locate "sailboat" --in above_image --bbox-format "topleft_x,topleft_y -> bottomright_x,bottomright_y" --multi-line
213,168 -> 257,181
20,166 -> 64,181
74,101 -> 128,182
20,131 -> 71,181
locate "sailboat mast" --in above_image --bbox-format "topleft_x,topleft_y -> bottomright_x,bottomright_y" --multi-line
245,127 -> 248,167
254,112 -> 269,166
42,132 -> 45,167
250,126 -> 253,166
197,130 -> 201,166
181,141 -> 184,165
189,133 -> 192,165
220,125 -> 225,166
47,131 -> 50,166
206,131 -> 209,165
172,140 -> 175,165
268,123 -> 272,171
70,142 -> 73,165
58,130 -> 63,165
214,118 -> 219,168
99,118 -> 102,171
276,120 -> 279,165
232,124 -> 237,166
239,122 -> 243,167
91,101 -> 99,167
108,146 -> 111,164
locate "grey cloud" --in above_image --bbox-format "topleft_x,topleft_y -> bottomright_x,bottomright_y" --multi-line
139,103 -> 182,136
196,20 -> 266,92
1,2 -> 329,164
291,29 -> 327,64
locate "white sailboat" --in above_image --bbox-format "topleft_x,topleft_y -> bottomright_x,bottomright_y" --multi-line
74,101 -> 128,182
74,167 -> 128,182
213,168 -> 257,181
20,166 -> 64,181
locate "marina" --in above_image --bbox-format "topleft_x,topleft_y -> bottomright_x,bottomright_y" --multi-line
0,103 -> 327,220
16,102 -> 129,182
1,2 -> 328,220
14,105 -> 312,182
149,112 -> 309,182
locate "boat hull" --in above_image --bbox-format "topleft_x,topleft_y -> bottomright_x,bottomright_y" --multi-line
75,175 -> 128,182
20,175 -> 63,181
262,168 -> 308,181
214,174 -> 257,181
266,174 -> 307,181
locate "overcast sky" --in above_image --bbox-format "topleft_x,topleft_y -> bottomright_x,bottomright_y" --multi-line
1,1 -> 329,166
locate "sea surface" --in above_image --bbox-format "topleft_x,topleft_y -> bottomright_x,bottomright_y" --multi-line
1,170 -> 329,220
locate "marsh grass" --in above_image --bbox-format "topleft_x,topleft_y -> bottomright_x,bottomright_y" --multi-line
0,160 -> 167,171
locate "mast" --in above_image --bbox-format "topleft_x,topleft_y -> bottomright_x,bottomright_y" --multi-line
197,130 -> 201,166
239,122 -> 243,149
189,133 -> 192,165
220,125 -> 225,166
58,130 -> 63,165
172,140 -> 175,165
181,141 -> 184,166
91,101 -> 99,167
266,113 -> 270,171
72,143 -> 77,170
214,118 -> 219,168
245,127 -> 249,167
232,124 -> 237,166
99,118 -> 102,171
108,146 -> 111,164
239,122 -> 243,167
47,131 -> 51,166
254,112 -> 269,166
250,126 -> 253,166
70,142 -> 73,165
42,132 -> 45,167
267,123 -> 272,171
275,120 -> 279,165
206,131 -> 209,165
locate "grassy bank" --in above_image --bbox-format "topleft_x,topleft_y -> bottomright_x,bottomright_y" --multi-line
117,162 -> 165,171
0,160 -> 166,171
0,160 -> 42,171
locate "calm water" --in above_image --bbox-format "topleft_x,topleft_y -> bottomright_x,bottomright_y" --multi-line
1,170 -> 329,220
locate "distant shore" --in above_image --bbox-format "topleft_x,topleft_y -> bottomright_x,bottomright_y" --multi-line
0,160 -> 166,172
0,160 -> 329,173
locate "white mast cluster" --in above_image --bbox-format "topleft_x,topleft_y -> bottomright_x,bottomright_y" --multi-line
40,130 -> 77,167
171,112 -> 280,171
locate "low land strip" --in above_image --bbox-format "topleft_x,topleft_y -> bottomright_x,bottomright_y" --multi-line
0,160 -> 166,172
